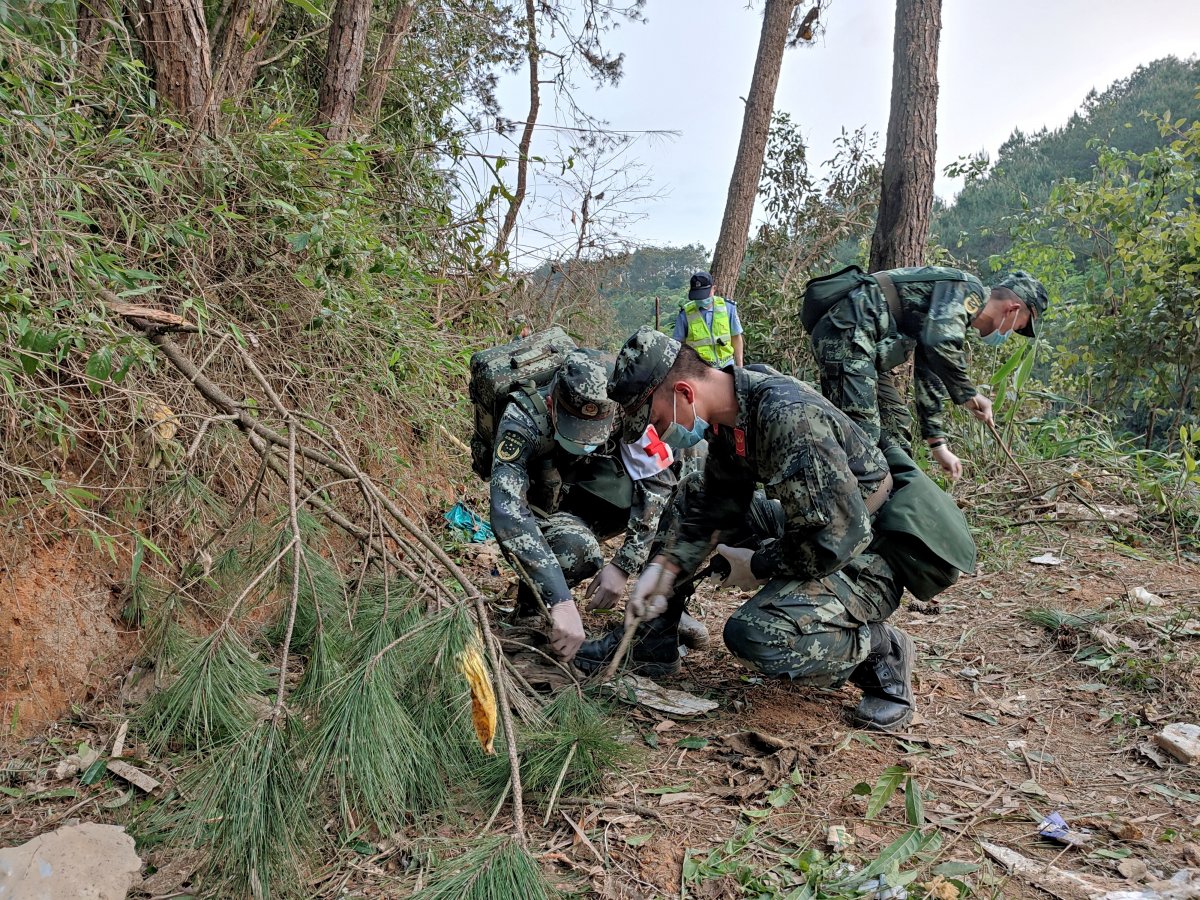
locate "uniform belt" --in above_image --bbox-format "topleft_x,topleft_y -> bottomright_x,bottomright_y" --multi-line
864,471 -> 894,516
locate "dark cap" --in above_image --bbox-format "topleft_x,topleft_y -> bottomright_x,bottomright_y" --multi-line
608,327 -> 680,442
551,349 -> 616,445
687,271 -> 715,303
994,271 -> 1049,338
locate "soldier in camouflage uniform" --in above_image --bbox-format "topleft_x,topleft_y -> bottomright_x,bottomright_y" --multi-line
806,268 -> 1048,480
489,348 -> 682,662
579,328 -> 934,732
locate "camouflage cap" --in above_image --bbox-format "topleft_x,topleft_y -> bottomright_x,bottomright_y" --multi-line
994,271 -> 1049,338
551,348 -> 616,445
608,327 -> 681,443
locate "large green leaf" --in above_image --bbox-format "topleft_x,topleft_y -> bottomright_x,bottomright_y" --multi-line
866,765 -> 907,819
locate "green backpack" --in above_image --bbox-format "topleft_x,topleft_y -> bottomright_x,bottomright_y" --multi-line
468,327 -> 577,480
800,265 -> 875,333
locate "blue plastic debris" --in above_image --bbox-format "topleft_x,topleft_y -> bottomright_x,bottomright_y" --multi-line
445,501 -> 494,543
1038,811 -> 1091,847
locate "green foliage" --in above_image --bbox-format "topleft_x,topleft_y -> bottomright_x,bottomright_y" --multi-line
167,717 -> 312,899
415,836 -> 557,900
935,57 -> 1200,268
738,116 -> 881,373
479,689 -> 635,803
1002,101 -> 1200,446
595,244 -> 713,338
139,628 -> 273,752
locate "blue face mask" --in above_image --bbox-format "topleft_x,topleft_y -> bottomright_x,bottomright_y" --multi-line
660,390 -> 708,451
696,294 -> 714,311
980,308 -> 1017,347
555,433 -> 599,456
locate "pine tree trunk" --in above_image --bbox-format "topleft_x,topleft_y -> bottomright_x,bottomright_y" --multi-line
868,0 -> 941,271
493,0 -> 539,258
359,0 -> 418,122
133,0 -> 214,130
76,0 -> 112,77
316,0 -> 372,141
211,0 -> 283,101
709,0 -> 799,300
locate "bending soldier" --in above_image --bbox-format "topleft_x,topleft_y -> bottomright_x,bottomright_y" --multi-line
488,348 -> 704,661
578,329 -> 975,732
805,267 -> 1047,479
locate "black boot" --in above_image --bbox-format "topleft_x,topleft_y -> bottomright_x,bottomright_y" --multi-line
574,614 -> 681,677
849,623 -> 915,732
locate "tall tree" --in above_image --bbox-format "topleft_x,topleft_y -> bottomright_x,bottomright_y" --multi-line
868,0 -> 941,271
490,0 -> 644,259
492,0 -> 539,258
359,0 -> 418,123
132,0 -> 214,130
316,0 -> 372,141
710,1 -> 818,300
75,0 -> 112,77
211,0 -> 284,101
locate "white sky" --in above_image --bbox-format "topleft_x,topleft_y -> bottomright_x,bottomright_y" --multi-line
487,0 -> 1200,256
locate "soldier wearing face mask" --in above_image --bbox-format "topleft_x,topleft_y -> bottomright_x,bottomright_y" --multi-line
805,268 -> 1048,481
578,328 -> 977,732
488,348 -> 707,662
673,271 -> 745,370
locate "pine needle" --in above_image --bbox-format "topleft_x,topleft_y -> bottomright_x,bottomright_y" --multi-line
1023,606 -> 1109,631
415,836 -> 557,900
266,547 -> 345,652
139,628 -> 272,751
304,615 -> 449,833
479,689 -> 634,806
155,715 -> 312,899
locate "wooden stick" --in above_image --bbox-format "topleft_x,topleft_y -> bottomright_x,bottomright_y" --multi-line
986,419 -> 1036,495
594,614 -> 643,684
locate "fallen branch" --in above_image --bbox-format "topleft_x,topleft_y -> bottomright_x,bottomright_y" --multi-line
113,304 -> 529,844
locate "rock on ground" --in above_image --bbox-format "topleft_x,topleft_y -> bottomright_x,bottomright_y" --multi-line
0,823 -> 141,899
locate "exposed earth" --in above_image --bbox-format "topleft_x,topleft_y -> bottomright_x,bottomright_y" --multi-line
2,519 -> 1198,898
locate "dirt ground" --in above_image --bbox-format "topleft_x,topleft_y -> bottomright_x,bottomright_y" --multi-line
1,527 -> 1198,899
493,530 -> 1200,899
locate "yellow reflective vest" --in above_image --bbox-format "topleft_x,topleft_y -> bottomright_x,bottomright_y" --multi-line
683,297 -> 734,366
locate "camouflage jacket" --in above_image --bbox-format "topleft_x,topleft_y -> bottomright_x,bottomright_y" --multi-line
665,368 -> 890,582
870,266 -> 984,439
489,393 -> 675,607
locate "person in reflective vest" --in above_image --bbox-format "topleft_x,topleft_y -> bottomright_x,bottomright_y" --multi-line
673,271 -> 744,370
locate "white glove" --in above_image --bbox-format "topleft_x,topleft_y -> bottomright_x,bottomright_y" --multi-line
715,544 -> 764,591
930,443 -> 963,481
548,601 -> 585,662
963,393 -> 994,427
583,563 -> 630,611
625,562 -> 674,627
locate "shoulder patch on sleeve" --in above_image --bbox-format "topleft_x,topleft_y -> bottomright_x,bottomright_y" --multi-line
495,430 -> 529,464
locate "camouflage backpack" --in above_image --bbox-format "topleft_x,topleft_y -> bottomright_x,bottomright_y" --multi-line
468,327 -> 577,480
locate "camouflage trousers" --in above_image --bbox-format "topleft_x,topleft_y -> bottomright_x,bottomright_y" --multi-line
809,287 -> 915,454
511,509 -> 622,611
723,551 -> 900,686
660,471 -> 900,686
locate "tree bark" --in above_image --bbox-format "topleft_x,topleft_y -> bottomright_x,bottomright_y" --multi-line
316,0 -> 372,141
492,0 -> 539,258
76,0 -> 113,77
709,0 -> 799,300
133,0 -> 214,130
868,0 -> 941,271
359,0 -> 418,123
211,0 -> 284,101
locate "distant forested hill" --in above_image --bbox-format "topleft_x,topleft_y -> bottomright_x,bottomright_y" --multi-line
933,56 -> 1200,267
